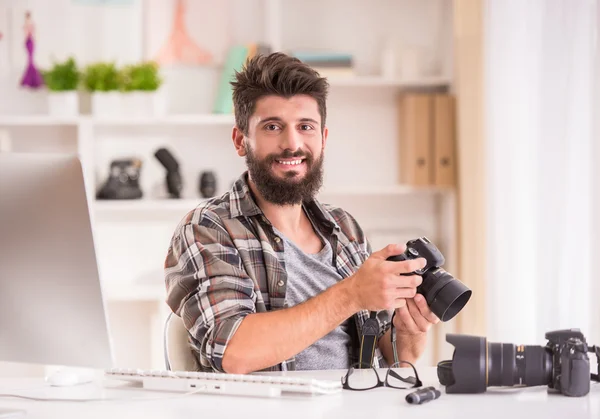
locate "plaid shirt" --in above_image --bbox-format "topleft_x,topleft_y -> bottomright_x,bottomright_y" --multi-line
164,172 -> 391,372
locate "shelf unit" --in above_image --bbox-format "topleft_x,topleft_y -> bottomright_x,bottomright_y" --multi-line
327,76 -> 451,88
0,0 -> 457,370
92,185 -> 452,214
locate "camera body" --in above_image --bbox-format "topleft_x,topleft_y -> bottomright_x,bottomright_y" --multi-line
387,237 -> 471,322
96,158 -> 143,200
545,329 -> 590,397
438,328 -> 597,397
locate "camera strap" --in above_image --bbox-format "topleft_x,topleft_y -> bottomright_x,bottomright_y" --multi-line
358,311 -> 379,368
589,345 -> 600,382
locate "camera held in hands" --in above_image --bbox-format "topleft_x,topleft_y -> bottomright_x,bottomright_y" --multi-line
386,237 -> 472,322
437,329 -> 600,397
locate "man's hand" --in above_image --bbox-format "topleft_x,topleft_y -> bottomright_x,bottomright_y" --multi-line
393,294 -> 440,363
346,243 -> 426,312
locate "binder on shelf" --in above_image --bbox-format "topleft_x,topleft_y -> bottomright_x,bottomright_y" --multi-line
397,92 -> 457,187
432,94 -> 457,187
213,45 -> 249,114
398,93 -> 433,186
213,43 -> 272,115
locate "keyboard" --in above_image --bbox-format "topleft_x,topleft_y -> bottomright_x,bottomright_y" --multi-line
104,368 -> 343,398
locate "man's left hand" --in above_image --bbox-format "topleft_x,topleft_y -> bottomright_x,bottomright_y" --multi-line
393,294 -> 440,362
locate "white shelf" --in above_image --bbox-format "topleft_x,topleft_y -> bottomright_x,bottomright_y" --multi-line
0,114 -> 235,127
320,184 -> 453,196
0,74 -> 450,128
92,185 -> 452,215
88,113 -> 235,126
93,199 -> 205,213
0,115 -> 80,126
327,76 -> 451,88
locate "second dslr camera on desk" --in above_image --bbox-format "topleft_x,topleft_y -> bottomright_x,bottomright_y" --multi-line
438,328 -> 600,397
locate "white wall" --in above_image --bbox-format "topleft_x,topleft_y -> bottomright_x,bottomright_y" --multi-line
0,0 -> 454,374
485,0 -> 599,348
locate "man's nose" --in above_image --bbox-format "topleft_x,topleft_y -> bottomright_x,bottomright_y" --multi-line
280,128 -> 302,151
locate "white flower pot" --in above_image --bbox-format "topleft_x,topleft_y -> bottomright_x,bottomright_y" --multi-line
121,90 -> 167,118
91,91 -> 123,117
120,92 -> 145,118
151,89 -> 168,117
47,91 -> 79,118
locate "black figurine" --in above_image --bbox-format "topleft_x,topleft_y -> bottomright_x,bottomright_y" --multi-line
199,171 -> 217,198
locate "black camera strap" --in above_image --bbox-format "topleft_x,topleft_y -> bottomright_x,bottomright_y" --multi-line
358,311 -> 379,368
590,345 -> 600,382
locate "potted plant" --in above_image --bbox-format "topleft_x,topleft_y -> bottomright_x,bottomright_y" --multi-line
82,62 -> 122,117
42,57 -> 80,117
119,61 -> 166,117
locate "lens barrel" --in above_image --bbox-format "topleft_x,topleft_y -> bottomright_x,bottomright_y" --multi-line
442,334 -> 553,394
487,343 -> 552,387
419,268 -> 472,322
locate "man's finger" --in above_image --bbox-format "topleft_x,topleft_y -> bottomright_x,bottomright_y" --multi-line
371,243 -> 406,260
407,298 -> 430,333
414,294 -> 440,324
386,257 -> 427,275
394,287 -> 418,299
396,305 -> 419,334
393,298 -> 407,309
390,274 -> 422,290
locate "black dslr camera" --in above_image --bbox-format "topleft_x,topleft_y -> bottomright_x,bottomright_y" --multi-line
438,329 -> 600,397
96,158 -> 143,200
387,237 -> 472,322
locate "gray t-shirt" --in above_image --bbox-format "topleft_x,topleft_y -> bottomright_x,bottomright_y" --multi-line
273,225 -> 352,371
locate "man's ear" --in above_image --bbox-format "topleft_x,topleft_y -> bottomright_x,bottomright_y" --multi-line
232,126 -> 247,157
322,126 -> 329,150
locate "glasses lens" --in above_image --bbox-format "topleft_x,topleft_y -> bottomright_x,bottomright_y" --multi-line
386,361 -> 419,389
345,364 -> 379,390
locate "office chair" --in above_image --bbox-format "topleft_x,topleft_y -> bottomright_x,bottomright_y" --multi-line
163,311 -> 200,371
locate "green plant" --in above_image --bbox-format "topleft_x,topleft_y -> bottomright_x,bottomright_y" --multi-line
82,62 -> 120,92
120,61 -> 163,92
42,57 -> 80,91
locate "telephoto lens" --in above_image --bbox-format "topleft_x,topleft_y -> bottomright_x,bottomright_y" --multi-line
438,334 -> 553,394
438,329 -> 599,396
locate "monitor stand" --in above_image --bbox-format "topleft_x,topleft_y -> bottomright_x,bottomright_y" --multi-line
0,408 -> 26,418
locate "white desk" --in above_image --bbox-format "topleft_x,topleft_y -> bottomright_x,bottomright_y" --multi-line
0,367 -> 598,419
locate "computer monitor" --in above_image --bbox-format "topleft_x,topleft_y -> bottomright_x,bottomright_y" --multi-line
0,153 -> 114,370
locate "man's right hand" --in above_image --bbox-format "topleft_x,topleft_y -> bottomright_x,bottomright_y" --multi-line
346,243 -> 426,312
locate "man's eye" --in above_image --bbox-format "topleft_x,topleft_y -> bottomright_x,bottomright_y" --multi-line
265,124 -> 280,131
300,124 -> 314,131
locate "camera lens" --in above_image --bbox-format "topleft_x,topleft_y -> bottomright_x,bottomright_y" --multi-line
418,268 -> 472,322
488,343 -> 552,387
440,334 -> 553,394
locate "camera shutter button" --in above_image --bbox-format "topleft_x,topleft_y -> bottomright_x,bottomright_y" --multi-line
408,248 -> 419,257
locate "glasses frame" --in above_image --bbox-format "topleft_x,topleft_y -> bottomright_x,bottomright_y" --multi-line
341,361 -> 423,391
342,311 -> 424,391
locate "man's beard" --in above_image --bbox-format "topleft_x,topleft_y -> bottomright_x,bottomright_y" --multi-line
245,145 -> 324,206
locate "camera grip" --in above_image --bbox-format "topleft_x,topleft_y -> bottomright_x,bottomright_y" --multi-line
386,254 -> 408,262
387,253 -> 420,276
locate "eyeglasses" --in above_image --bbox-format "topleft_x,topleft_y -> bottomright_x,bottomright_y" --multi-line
341,361 -> 423,391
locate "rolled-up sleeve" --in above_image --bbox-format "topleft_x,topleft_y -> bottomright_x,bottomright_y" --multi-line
164,214 -> 257,372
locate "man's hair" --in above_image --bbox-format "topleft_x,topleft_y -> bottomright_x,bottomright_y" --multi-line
231,52 -> 329,136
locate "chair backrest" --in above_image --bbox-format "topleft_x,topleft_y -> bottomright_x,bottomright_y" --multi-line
164,312 -> 200,371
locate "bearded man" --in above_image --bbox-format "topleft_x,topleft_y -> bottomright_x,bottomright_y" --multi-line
164,52 -> 438,374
